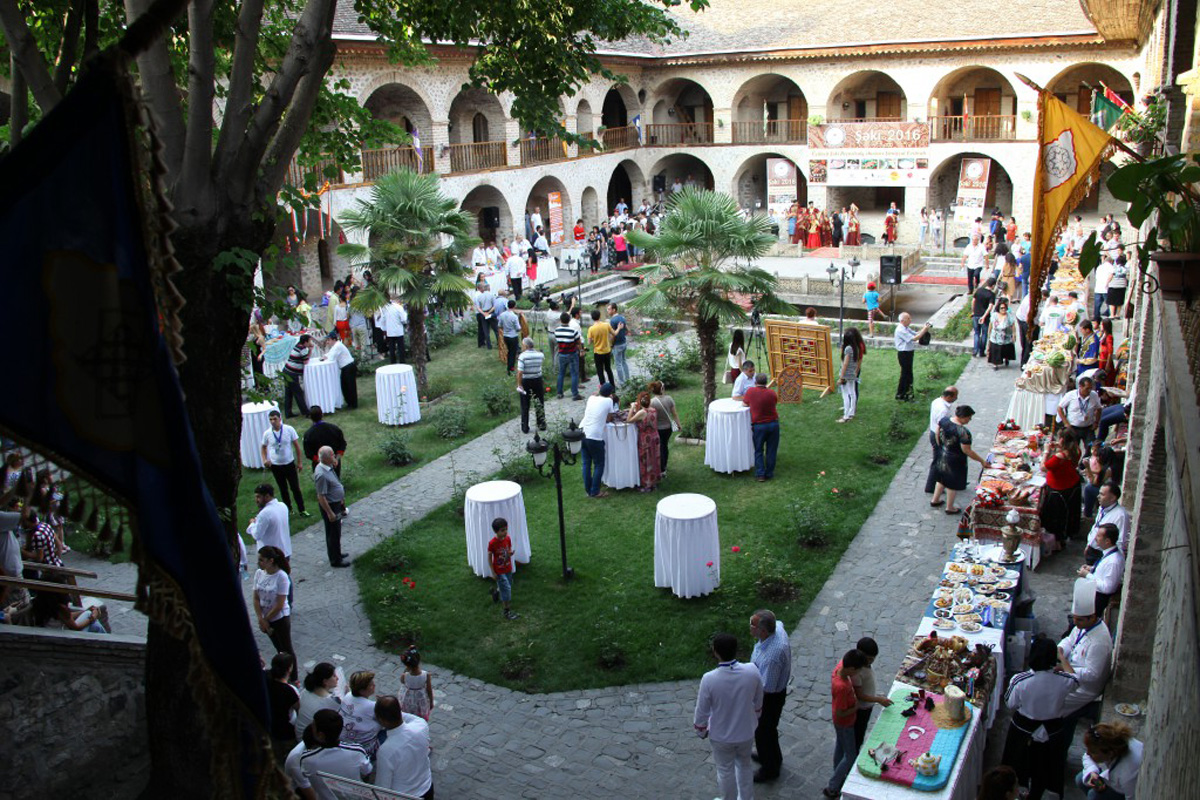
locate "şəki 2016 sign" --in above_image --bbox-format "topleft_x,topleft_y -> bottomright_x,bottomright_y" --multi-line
807,121 -> 931,187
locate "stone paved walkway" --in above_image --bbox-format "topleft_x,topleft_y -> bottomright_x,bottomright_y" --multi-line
84,351 -> 1084,799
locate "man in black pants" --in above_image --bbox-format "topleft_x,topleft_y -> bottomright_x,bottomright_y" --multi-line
281,334 -> 312,418
322,330 -> 358,409
893,313 -> 930,401
515,338 -> 547,434
314,446 -> 349,567
750,609 -> 791,783
925,386 -> 958,494
260,410 -> 309,516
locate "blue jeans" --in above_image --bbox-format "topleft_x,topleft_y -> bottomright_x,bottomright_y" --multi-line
495,572 -> 512,603
1099,404 -> 1127,440
1075,771 -> 1126,799
827,723 -> 858,793
751,421 -> 780,478
972,315 -> 987,356
611,342 -> 629,385
556,351 -> 579,397
581,438 -> 606,496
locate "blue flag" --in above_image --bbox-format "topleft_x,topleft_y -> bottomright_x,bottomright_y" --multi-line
0,65 -> 271,791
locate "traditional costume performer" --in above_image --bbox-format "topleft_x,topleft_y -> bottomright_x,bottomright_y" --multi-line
820,211 -> 833,247
846,213 -> 861,246
806,212 -> 822,249
791,207 -> 806,245
884,212 -> 898,244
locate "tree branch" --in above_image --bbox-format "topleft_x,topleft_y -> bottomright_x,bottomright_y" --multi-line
258,37 -> 336,196
53,0 -> 84,96
0,0 -> 63,112
123,0 -> 187,175
179,0 -> 216,216
213,0 -> 265,177
83,0 -> 100,62
229,0 -> 336,188
9,53 -> 27,147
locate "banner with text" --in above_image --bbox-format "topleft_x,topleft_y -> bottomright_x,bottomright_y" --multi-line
765,158 -> 800,223
953,157 -> 992,222
807,121 -> 930,187
548,191 -> 564,246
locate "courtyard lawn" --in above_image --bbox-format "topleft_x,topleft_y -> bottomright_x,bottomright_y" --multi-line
355,347 -> 968,693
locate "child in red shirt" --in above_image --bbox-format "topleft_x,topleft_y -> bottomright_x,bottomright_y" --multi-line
487,517 -> 518,620
824,649 -> 868,798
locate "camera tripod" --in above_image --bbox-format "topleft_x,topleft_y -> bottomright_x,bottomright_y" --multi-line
747,309 -> 767,367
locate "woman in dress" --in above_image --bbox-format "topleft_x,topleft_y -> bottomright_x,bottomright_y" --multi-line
1000,252 -> 1018,299
819,210 -> 833,247
627,392 -> 661,492
1106,255 -> 1129,318
806,210 -> 822,250
333,291 -> 351,345
836,327 -> 866,423
726,330 -> 746,384
846,207 -> 862,246
294,662 -> 341,740
1040,429 -> 1083,547
786,202 -> 799,242
883,212 -> 897,245
1001,637 -> 1080,800
1097,318 -> 1115,384
987,299 -> 1017,369
649,380 -> 682,477
790,204 -> 805,245
930,405 -> 989,514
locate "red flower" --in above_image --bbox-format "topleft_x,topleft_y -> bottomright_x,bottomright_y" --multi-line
731,546 -> 740,553
832,488 -> 840,494
706,561 -> 714,567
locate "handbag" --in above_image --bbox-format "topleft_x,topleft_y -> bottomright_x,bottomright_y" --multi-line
918,330 -> 932,346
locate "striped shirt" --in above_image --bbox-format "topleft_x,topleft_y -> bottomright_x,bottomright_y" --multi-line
517,348 -> 545,378
554,325 -> 581,354
283,345 -> 310,377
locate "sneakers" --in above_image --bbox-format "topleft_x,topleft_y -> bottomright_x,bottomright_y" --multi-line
299,510 -> 312,517
504,610 -> 519,620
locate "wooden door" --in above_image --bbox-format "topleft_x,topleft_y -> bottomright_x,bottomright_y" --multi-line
1076,84 -> 1092,115
876,92 -> 901,119
788,95 -> 808,121
974,88 -> 1001,117
472,113 -> 489,143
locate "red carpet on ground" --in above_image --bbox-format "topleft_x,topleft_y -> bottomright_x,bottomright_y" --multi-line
906,275 -> 968,286
803,247 -> 841,259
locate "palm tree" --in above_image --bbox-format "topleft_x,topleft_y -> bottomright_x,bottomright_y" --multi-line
626,187 -> 793,406
339,169 -> 478,391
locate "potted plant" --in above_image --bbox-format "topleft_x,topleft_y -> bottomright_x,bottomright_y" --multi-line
1115,93 -> 1166,156
1082,152 -> 1200,301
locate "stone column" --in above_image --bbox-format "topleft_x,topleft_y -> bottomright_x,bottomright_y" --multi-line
431,120 -> 451,175
713,107 -> 733,144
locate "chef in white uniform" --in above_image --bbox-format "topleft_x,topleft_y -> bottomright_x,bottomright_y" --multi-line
1057,578 -> 1113,742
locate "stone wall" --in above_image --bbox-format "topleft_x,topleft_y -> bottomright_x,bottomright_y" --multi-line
0,627 -> 146,798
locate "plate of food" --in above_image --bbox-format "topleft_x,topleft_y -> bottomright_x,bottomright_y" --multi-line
1115,703 -> 1140,718
976,584 -> 997,595
959,621 -> 983,633
996,580 -> 1018,591
969,564 -> 987,576
1004,570 -> 1020,580
933,618 -> 955,630
953,588 -> 975,603
948,563 -> 968,574
952,603 -> 975,615
975,573 -> 999,584
994,592 -> 1011,602
934,609 -> 952,619
934,597 -> 953,609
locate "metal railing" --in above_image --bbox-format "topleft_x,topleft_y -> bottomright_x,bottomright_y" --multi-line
731,119 -> 807,144
519,137 -> 568,165
644,123 -> 714,146
360,146 -> 434,181
601,125 -> 639,151
448,140 -> 508,173
929,115 -> 1018,141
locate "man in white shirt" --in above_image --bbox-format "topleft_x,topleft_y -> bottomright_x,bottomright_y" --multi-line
731,361 -> 757,400
505,251 -> 528,301
1085,481 -> 1131,561
1093,256 -> 1114,320
296,710 -> 372,800
374,696 -> 434,799
529,206 -> 544,235
961,233 -> 989,293
670,178 -> 683,194
532,228 -> 549,256
484,241 -> 501,270
383,297 -> 407,365
250,484 -> 293,568
512,232 -> 531,260
1057,376 -> 1102,445
924,386 -> 958,493
261,410 -> 308,516
1058,579 -> 1113,738
322,331 -> 358,409
580,384 -> 616,498
694,632 -> 764,800
1077,523 -> 1124,616
471,244 -> 487,271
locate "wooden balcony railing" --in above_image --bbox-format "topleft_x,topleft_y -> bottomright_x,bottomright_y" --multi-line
822,116 -> 906,123
285,155 -> 343,189
360,146 -> 434,181
731,119 -> 808,144
930,115 -> 1018,142
519,137 -> 568,165
601,125 -> 639,151
644,123 -> 714,146
448,140 -> 508,173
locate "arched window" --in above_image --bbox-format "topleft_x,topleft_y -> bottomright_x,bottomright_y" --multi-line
472,113 -> 489,143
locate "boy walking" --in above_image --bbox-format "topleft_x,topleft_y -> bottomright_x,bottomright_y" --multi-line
487,517 -> 518,620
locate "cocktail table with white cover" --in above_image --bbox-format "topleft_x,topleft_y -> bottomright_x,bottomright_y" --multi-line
602,421 -> 640,490
303,358 -> 344,413
704,398 -> 754,474
375,364 -> 421,425
654,493 -> 720,598
240,401 -> 279,469
464,481 -> 531,579
534,255 -> 559,285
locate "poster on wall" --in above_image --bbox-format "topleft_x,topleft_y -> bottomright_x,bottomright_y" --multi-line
807,121 -> 930,187
765,158 -> 799,224
952,157 -> 992,222
548,191 -> 564,247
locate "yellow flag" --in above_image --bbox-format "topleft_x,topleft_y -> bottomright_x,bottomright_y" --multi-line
1021,74 -> 1116,324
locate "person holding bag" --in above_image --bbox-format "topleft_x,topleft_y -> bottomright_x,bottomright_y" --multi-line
649,381 -> 681,477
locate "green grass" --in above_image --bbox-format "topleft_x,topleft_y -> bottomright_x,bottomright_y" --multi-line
938,304 -> 973,342
355,347 -> 968,693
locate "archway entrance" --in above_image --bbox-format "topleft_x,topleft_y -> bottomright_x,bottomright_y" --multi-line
460,185 -> 512,244
827,70 -> 907,121
525,177 -> 572,245
650,154 -> 715,199
731,75 -> 808,144
732,153 -> 806,213
607,160 -> 647,217
648,78 -> 714,145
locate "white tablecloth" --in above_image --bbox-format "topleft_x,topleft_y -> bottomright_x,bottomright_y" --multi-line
474,268 -> 507,295
704,398 -> 754,474
240,401 -> 278,469
841,680 -> 986,800
264,358 -> 283,378
534,256 -> 559,285
1005,389 -> 1061,431
303,359 -> 344,414
914,617 -> 1006,725
464,481 -> 531,579
602,422 -> 640,489
653,493 -> 720,598
376,364 -> 421,425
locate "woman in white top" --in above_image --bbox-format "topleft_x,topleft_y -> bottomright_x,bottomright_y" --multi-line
1002,637 -> 1081,800
253,546 -> 296,678
725,329 -> 746,384
339,671 -> 383,757
294,662 -> 341,740
1077,721 -> 1142,799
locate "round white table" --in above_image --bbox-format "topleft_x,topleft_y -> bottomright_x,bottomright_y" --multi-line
376,364 -> 421,425
240,401 -> 278,469
464,481 -> 531,579
303,359 -> 344,414
474,268 -> 507,295
602,422 -> 640,490
654,493 -> 721,598
704,398 -> 754,474
1006,389 -> 1061,431
533,256 -> 559,285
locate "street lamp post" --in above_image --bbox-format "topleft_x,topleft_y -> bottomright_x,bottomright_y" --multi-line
526,419 -> 586,580
826,257 -> 859,344
564,252 -> 580,301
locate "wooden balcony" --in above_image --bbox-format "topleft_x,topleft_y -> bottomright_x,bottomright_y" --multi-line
360,146 -> 434,181
930,115 -> 1018,142
448,140 -> 508,173
731,119 -> 808,144
601,125 -> 639,151
519,137 -> 568,165
822,117 -> 906,123
644,123 -> 714,146
285,155 -> 343,189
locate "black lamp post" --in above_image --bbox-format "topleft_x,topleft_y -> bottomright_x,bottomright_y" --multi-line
826,257 -> 859,344
526,419 -> 586,579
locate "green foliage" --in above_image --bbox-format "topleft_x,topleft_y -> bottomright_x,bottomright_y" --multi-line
887,409 -> 915,442
752,552 -> 802,601
424,376 -> 455,401
377,431 -> 418,467
677,397 -> 707,439
675,337 -> 704,371
1114,92 -> 1167,146
481,380 -> 516,417
635,342 -> 684,389
791,500 -> 829,548
425,314 -> 459,351
430,400 -> 469,439
618,374 -> 651,402
939,304 -> 974,342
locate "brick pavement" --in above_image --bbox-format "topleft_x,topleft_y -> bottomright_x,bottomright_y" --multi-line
83,350 -> 1085,799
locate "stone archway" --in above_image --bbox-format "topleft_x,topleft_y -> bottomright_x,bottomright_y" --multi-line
1046,62 -> 1135,116
460,184 -> 513,244
731,74 -> 808,144
525,176 -> 573,246
731,153 -> 806,213
607,160 -> 647,216
927,66 -> 1019,141
647,77 -> 715,145
581,187 -> 601,228
649,153 -> 715,197
826,70 -> 908,121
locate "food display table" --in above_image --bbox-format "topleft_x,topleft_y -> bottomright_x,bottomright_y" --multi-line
262,333 -> 299,378
303,359 -> 344,413
240,401 -> 279,469
960,431 -> 1046,568
463,481 -> 531,579
474,268 -> 507,295
653,493 -> 720,598
375,364 -> 421,425
703,398 -> 754,474
602,422 -> 640,490
1004,389 -> 1062,431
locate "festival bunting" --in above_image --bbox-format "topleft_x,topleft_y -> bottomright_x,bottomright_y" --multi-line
1017,73 -> 1117,326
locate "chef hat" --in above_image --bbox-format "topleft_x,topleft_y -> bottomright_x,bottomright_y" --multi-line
1072,577 -> 1097,616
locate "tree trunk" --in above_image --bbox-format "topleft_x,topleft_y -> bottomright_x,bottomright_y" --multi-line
698,315 -> 719,407
408,305 -> 428,391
